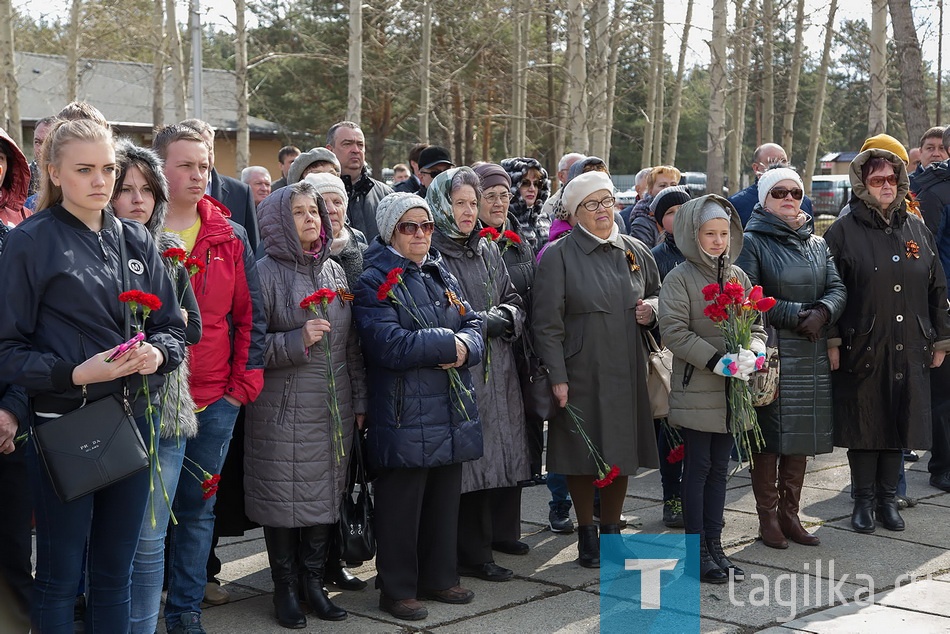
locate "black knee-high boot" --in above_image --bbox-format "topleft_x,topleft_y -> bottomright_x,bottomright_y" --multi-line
848,450 -> 877,534
263,526 -> 307,629
300,524 -> 347,621
876,451 -> 905,531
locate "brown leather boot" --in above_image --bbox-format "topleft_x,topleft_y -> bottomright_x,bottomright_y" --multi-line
777,455 -> 820,545
750,453 -> 788,549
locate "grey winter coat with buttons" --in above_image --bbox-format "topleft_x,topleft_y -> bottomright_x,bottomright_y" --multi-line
823,149 -> 950,450
244,186 -> 367,528
431,229 -> 530,493
735,206 -> 846,455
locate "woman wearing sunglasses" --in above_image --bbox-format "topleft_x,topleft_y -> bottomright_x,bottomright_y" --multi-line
735,167 -> 846,550
426,167 -> 530,583
823,149 -> 950,534
353,192 -> 483,621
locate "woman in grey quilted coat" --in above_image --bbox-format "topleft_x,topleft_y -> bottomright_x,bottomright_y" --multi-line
245,181 -> 367,627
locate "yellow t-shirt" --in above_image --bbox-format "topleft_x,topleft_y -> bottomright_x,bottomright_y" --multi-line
167,218 -> 202,254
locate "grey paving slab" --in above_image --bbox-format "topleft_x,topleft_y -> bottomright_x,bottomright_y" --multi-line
876,578 -> 950,617
198,592 -> 406,633
779,601 -> 950,632
700,618 -> 743,633
428,590 -> 599,634
724,482 -> 849,528
825,500 -> 950,550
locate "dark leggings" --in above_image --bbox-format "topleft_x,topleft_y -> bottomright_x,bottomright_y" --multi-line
654,418 -> 683,501
680,428 -> 734,540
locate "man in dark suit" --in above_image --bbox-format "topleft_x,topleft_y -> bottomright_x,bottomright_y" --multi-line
180,119 -> 261,253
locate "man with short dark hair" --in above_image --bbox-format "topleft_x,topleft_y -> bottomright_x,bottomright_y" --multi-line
325,121 -> 392,240
180,119 -> 260,252
271,145 -> 301,191
393,143 -> 428,194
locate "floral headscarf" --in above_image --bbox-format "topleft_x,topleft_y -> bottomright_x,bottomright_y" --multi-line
500,157 -> 551,226
425,166 -> 479,240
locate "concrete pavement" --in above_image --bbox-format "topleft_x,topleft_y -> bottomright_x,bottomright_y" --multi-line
187,447 -> 950,633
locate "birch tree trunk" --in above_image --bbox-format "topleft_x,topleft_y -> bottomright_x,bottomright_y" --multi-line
0,0 -> 20,146
566,0 -> 589,153
604,6 -> 623,166
151,0 -> 165,128
546,7 -> 560,169
803,0 -> 838,194
728,0 -> 749,196
588,0 -> 610,158
938,0 -> 944,123
511,0 -> 530,156
868,0 -> 888,136
651,0 -> 665,165
888,0 -> 929,144
67,0 -> 82,102
761,0 -> 774,140
642,0 -> 663,166
347,0 -> 362,124
665,0 -> 693,164
419,0 -> 431,142
235,0 -> 249,173
781,0 -> 806,156
707,0 -> 728,194
166,0 -> 187,120
734,0 -> 754,189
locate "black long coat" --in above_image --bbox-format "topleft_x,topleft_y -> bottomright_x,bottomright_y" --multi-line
736,207 -> 846,455
823,150 -> 950,450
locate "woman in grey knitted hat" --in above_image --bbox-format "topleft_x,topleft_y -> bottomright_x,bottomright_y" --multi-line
352,190 -> 484,621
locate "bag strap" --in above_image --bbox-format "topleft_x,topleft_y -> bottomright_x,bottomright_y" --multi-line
114,217 -> 131,402
641,328 -> 663,354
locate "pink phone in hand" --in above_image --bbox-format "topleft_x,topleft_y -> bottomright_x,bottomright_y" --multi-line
105,331 -> 145,363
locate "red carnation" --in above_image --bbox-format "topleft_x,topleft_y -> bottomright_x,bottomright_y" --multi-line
314,288 -> 337,304
377,280 -> 394,301
704,303 -> 728,323
184,257 -> 206,276
502,230 -> 522,244
299,292 -> 319,310
162,248 -> 187,264
120,290 -> 162,312
479,227 -> 500,241
593,464 -> 621,488
716,293 -> 732,308
723,282 -> 745,303
667,444 -> 685,464
386,267 -> 405,284
702,283 -> 720,301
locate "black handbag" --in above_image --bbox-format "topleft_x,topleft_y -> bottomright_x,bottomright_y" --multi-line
518,335 -> 557,422
338,433 -> 376,562
31,218 -> 149,503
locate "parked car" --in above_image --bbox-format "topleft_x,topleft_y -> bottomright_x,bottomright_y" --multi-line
679,172 -> 730,197
810,175 -> 851,216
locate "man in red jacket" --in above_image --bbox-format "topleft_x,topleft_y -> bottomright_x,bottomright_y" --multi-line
153,124 -> 265,634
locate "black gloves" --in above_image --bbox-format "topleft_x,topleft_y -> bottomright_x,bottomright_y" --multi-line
796,304 -> 830,343
486,306 -> 515,338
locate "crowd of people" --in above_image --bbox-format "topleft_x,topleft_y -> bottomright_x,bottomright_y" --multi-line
2,101 -> 950,633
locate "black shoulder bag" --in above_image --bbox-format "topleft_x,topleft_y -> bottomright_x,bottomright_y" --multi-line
337,433 -> 376,563
32,218 -> 150,503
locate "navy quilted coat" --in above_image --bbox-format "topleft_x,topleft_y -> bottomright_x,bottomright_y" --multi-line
353,240 -> 485,469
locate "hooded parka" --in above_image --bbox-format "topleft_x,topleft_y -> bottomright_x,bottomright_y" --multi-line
735,205 -> 846,455
823,149 -> 950,450
0,127 -> 31,227
658,195 -> 767,434
244,186 -> 367,527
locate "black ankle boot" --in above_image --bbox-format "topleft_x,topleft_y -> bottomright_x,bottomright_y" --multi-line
577,524 -> 600,568
698,538 -> 728,584
876,451 -> 905,531
273,582 -> 307,629
848,450 -> 877,534
263,527 -> 307,628
705,537 -> 744,582
300,524 -> 347,621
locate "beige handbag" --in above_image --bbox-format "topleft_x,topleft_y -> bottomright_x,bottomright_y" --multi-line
643,330 -> 673,419
751,320 -> 780,407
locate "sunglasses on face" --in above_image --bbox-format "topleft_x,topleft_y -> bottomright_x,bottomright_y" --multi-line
520,179 -> 543,189
421,169 -> 446,178
866,174 -> 898,187
768,187 -> 804,200
396,221 -> 435,236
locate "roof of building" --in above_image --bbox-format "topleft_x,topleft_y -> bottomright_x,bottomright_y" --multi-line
819,151 -> 860,163
16,51 -> 279,135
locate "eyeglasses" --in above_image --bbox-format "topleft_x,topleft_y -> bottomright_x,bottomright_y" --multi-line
421,169 -> 447,178
768,187 -> 804,200
582,196 -> 616,211
396,221 -> 435,236
866,174 -> 898,187
483,192 -> 512,205
520,179 -> 543,189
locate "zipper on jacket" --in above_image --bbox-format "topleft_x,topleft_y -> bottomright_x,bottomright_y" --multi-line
97,230 -> 108,261
202,248 -> 212,294
394,377 -> 404,427
277,376 -> 292,422
683,364 -> 694,388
